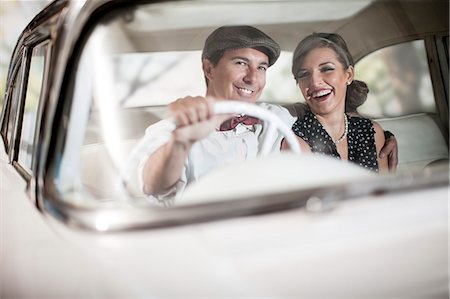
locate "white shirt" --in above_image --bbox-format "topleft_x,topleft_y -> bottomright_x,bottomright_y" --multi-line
138,103 -> 296,202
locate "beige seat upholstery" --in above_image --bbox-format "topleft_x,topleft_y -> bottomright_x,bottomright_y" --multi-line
80,139 -> 145,199
376,113 -> 448,172
80,109 -> 162,200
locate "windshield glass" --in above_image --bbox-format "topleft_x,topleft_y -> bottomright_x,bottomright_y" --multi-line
53,0 -> 448,213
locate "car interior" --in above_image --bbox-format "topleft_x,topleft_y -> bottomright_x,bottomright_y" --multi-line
64,0 -> 449,204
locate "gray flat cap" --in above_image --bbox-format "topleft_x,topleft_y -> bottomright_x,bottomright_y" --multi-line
202,25 -> 281,66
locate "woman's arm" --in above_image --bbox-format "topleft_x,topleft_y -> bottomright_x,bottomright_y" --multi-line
349,112 -> 398,171
281,136 -> 312,153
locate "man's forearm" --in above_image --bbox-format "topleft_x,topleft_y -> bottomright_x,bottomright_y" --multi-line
142,138 -> 191,195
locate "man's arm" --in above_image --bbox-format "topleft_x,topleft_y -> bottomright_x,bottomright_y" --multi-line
142,137 -> 191,195
142,96 -> 228,195
379,130 -> 398,172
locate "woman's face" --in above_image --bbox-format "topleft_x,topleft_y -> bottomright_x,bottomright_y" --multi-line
296,47 -> 353,116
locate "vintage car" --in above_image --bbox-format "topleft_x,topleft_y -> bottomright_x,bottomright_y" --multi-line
1,0 -> 448,297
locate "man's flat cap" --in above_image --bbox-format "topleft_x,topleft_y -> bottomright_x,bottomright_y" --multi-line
202,25 -> 281,66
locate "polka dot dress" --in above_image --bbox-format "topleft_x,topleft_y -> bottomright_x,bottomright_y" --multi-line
292,109 -> 379,172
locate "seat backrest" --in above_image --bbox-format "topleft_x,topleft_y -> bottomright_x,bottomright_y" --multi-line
376,113 -> 448,172
80,108 -> 164,200
80,139 -> 146,200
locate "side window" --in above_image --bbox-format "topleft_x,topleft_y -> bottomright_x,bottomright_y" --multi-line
5,66 -> 24,151
356,40 -> 435,118
17,41 -> 49,171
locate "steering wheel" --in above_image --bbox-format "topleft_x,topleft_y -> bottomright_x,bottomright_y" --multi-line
118,100 -> 301,198
214,101 -> 300,154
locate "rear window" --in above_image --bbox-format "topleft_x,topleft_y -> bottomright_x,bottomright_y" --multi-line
356,40 -> 435,118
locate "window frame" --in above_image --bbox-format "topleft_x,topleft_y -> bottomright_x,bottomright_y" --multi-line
9,36 -> 52,181
15,40 -> 52,174
425,34 -> 449,143
1,56 -> 25,156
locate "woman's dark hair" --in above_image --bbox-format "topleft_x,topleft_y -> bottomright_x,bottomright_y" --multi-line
291,32 -> 368,113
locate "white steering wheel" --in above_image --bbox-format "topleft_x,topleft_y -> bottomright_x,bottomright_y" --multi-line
118,101 -> 300,198
213,101 -> 300,154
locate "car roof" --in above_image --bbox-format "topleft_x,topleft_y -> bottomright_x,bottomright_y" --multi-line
15,0 -> 449,56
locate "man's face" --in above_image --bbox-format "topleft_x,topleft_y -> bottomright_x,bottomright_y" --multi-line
204,48 -> 269,103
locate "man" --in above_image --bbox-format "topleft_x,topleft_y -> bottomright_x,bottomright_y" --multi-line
140,25 -> 397,200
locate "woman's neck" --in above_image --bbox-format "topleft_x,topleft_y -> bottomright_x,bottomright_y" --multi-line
313,109 -> 347,143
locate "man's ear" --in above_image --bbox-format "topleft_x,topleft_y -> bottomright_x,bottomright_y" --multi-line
202,59 -> 214,81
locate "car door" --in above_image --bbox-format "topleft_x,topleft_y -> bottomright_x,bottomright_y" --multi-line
1,15 -> 53,205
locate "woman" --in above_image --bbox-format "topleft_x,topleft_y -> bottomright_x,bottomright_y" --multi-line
286,32 -> 388,172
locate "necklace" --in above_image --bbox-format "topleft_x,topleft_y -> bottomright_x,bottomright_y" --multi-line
333,113 -> 348,144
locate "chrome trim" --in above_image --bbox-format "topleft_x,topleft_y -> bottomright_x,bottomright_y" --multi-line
43,163 -> 449,232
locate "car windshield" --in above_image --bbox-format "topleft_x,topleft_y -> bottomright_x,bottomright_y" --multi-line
52,0 -> 448,213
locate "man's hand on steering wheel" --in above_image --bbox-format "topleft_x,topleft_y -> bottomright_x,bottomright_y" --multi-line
169,96 -> 230,144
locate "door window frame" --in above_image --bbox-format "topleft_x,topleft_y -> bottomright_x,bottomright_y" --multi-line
9,36 -> 52,180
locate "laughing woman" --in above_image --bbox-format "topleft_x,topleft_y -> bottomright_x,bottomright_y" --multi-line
286,32 -> 388,173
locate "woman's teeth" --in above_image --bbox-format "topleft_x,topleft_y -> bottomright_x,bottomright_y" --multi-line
313,90 -> 331,98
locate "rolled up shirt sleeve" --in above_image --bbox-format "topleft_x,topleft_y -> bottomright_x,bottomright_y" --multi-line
136,119 -> 188,203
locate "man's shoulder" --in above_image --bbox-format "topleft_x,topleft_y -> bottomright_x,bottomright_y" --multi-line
283,102 -> 308,119
257,102 -> 302,126
257,102 -> 290,116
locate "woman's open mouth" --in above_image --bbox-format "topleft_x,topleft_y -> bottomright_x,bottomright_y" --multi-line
310,89 -> 332,102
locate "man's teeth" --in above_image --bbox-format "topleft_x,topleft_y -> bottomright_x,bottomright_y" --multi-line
238,87 -> 253,94
313,90 -> 331,97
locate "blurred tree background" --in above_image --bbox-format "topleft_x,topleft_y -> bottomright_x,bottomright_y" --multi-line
0,0 -> 50,107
